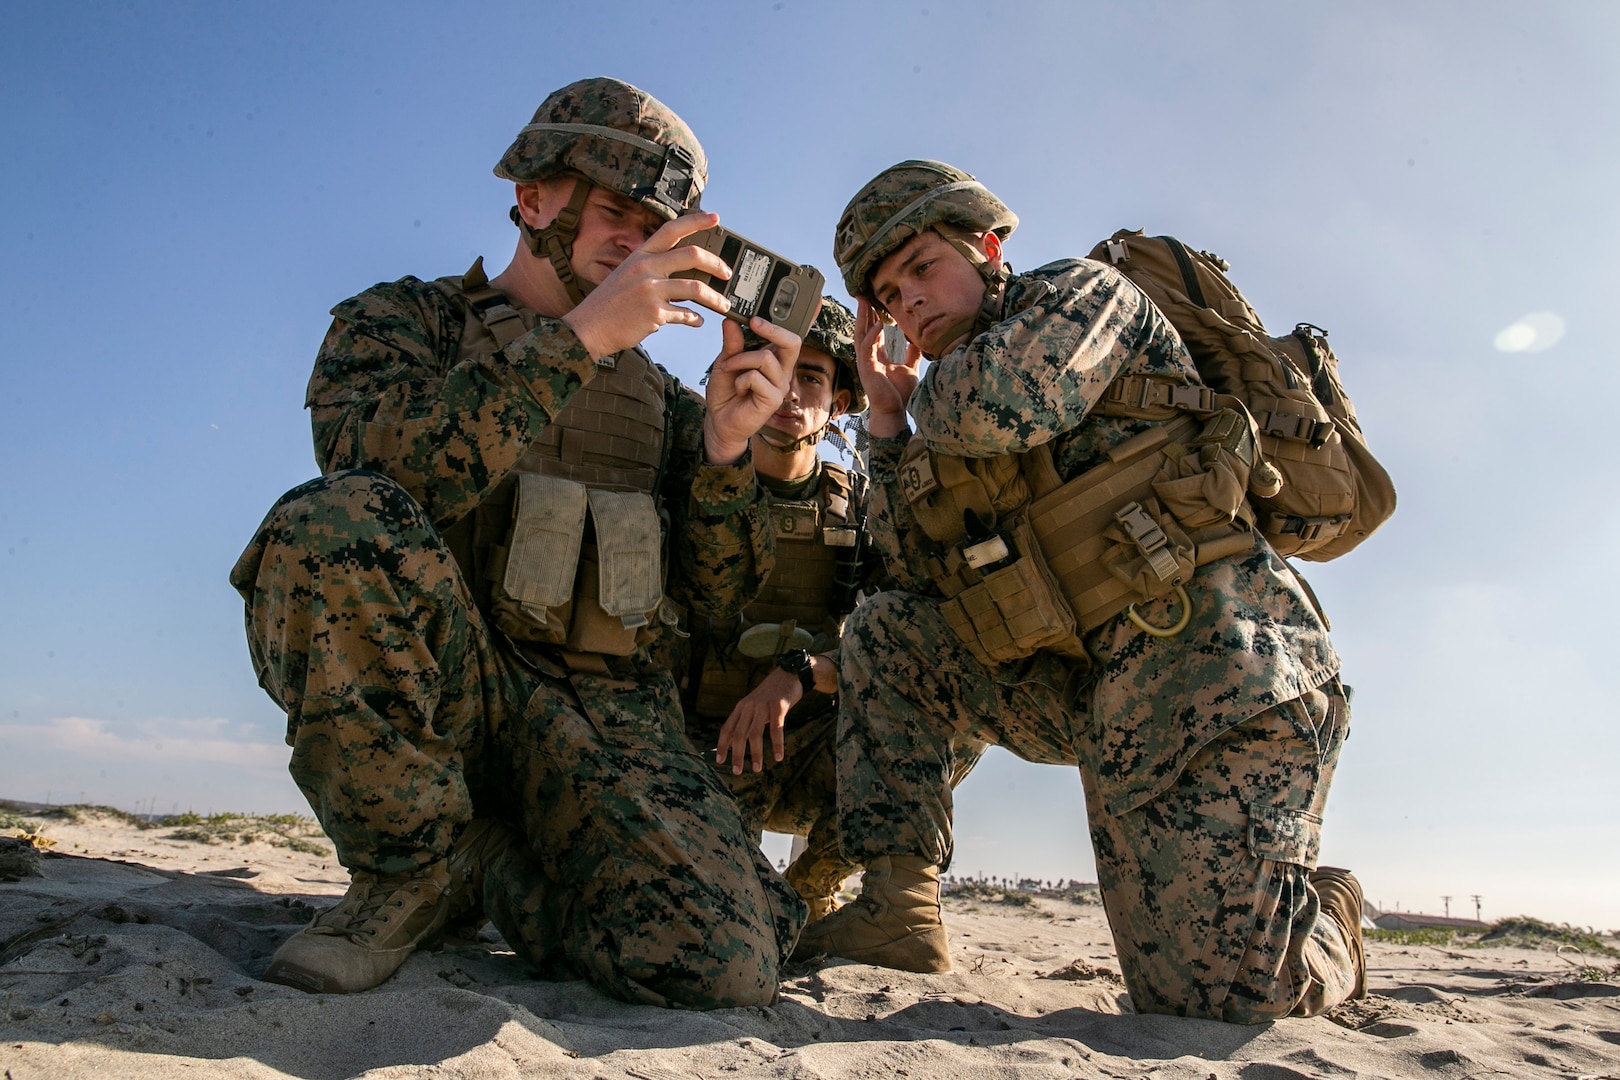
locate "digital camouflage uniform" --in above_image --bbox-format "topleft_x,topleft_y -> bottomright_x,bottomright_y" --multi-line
675,458 -> 985,913
229,80 -> 805,1009
832,163 -> 1360,1022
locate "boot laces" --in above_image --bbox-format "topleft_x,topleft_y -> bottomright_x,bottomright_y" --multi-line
312,872 -> 428,941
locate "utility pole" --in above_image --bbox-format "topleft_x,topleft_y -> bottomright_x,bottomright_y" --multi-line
1472,895 -> 1482,922
1442,895 -> 1452,918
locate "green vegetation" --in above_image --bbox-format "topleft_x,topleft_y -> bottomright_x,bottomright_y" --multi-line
0,800 -> 330,857
943,880 -> 1035,906
4,802 -> 154,829
1367,917 -> 1618,958
1366,927 -> 1464,947
1476,916 -> 1618,957
1046,882 -> 1103,905
0,809 -> 42,833
1574,962 -> 1620,982
160,812 -> 330,856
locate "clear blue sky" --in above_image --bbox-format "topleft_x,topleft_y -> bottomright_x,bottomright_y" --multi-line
2,2 -> 1616,928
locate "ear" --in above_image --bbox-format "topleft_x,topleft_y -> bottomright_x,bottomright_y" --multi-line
829,388 -> 852,419
513,180 -> 562,229
982,230 -> 1004,272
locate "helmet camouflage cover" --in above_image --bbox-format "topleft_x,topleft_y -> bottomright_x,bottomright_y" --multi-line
494,77 -> 707,220
745,296 -> 867,413
833,159 -> 1017,299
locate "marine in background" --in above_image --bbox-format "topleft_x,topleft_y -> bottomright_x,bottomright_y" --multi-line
230,78 -> 808,1009
672,298 -> 984,921
795,160 -> 1367,1023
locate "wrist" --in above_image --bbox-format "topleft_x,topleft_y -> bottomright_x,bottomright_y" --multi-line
809,653 -> 837,695
776,648 -> 815,696
560,309 -> 611,361
702,415 -> 749,466
866,409 -> 909,439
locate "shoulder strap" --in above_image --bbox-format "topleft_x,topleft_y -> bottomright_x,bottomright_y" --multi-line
820,460 -> 854,528
459,256 -> 528,350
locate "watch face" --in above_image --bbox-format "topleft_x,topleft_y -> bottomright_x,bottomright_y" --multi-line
777,648 -> 810,672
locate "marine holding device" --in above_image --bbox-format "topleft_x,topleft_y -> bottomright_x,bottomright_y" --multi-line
673,224 -> 825,340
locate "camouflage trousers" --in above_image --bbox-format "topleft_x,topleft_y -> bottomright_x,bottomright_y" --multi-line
837,590 -> 1357,1023
230,470 -> 805,1009
685,706 -> 986,906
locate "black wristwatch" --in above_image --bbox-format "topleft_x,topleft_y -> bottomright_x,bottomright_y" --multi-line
776,648 -> 815,695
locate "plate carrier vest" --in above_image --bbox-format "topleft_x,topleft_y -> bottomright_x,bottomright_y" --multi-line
448,260 -> 672,667
899,370 -> 1272,671
686,462 -> 861,720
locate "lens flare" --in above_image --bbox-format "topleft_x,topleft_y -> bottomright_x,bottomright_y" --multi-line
1493,311 -> 1566,353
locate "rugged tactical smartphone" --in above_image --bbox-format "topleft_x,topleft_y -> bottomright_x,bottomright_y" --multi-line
673,225 -> 825,340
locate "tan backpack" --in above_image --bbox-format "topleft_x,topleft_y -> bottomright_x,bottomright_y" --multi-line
1088,229 -> 1395,560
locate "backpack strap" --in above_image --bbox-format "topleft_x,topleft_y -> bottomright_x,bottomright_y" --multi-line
1098,374 -> 1216,418
1157,235 -> 1208,308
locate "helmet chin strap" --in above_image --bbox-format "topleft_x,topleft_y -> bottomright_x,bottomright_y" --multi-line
755,423 -> 826,455
512,177 -> 596,306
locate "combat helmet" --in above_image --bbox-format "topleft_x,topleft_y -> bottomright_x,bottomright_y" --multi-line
495,77 -> 707,303
833,160 -> 1017,305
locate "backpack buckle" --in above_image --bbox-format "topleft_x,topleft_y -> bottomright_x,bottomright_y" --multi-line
1163,384 -> 1215,413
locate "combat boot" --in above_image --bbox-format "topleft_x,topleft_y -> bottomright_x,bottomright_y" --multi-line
438,818 -> 517,943
1310,865 -> 1368,999
265,820 -> 514,994
265,860 -> 453,994
790,855 -> 950,972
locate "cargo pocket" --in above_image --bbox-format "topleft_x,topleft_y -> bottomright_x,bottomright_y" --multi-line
1247,802 -> 1322,868
570,668 -> 688,754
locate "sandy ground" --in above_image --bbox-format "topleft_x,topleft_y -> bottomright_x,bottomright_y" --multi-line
2,807 -> 1618,1079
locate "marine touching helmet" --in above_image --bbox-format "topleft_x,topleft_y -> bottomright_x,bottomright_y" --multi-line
495,77 -> 707,303
746,296 -> 866,415
833,160 -> 1017,301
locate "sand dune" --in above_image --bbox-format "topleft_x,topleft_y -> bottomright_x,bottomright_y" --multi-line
2,808 -> 1617,1079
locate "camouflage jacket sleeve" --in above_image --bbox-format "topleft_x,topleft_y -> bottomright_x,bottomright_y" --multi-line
660,381 -> 775,619
853,466 -> 902,597
909,259 -> 1191,457
306,277 -> 599,529
863,431 -> 940,594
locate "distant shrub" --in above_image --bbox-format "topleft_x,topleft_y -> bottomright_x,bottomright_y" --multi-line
1477,917 -> 1618,957
943,880 -> 1035,906
1367,927 -> 1459,947
162,811 -> 329,857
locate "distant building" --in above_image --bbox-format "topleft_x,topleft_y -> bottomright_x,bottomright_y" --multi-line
1370,910 -> 1488,932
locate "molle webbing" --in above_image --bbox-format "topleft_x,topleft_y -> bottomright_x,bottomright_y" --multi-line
461,265 -> 667,491
905,402 -> 1261,663
747,518 -> 843,630
744,462 -> 856,630
1022,418 -> 1250,634
455,269 -> 670,658
1089,229 -> 1395,559
688,464 -> 857,719
517,354 -> 666,491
